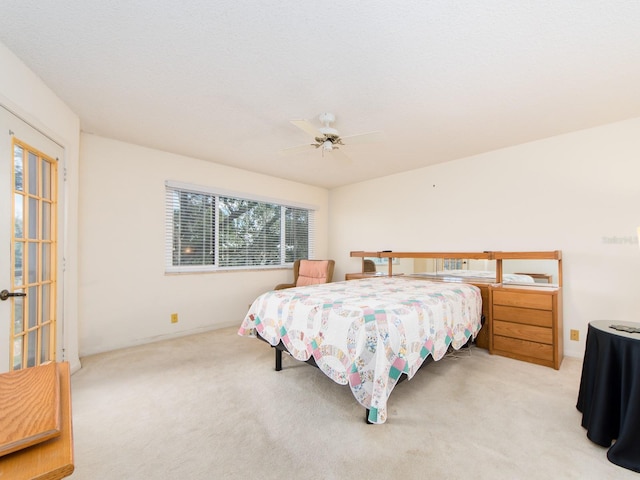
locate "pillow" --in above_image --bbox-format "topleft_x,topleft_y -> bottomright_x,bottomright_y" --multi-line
296,260 -> 330,286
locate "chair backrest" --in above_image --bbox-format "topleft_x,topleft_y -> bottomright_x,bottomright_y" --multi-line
295,259 -> 335,287
363,259 -> 377,273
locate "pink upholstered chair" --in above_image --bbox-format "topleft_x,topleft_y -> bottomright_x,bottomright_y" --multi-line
274,259 -> 335,290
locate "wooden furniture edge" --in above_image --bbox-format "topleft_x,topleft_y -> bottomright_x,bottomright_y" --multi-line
0,362 -> 74,480
489,348 -> 559,369
0,362 -> 62,457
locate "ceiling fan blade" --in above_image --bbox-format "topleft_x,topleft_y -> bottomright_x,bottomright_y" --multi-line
280,143 -> 317,155
290,119 -> 322,138
329,147 -> 351,163
340,131 -> 384,145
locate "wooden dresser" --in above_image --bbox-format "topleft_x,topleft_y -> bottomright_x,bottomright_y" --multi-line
489,285 -> 563,369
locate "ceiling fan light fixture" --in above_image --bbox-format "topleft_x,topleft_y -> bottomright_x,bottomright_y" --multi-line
283,112 -> 383,162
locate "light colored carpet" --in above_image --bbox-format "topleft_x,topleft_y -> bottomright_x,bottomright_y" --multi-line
69,327 -> 635,479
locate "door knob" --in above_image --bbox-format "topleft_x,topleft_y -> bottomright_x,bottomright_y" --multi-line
0,289 -> 27,301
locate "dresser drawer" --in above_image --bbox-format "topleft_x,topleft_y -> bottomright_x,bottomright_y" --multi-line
493,304 -> 553,328
493,335 -> 554,362
492,290 -> 553,310
493,320 -> 553,344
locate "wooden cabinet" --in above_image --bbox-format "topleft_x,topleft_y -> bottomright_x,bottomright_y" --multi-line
489,285 -> 563,369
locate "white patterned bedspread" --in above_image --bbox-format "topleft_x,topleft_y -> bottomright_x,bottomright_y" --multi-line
238,277 -> 482,424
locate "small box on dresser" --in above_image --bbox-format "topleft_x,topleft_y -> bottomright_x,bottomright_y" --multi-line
489,285 -> 563,369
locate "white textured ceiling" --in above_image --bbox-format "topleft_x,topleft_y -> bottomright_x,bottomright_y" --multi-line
1,1 -> 640,188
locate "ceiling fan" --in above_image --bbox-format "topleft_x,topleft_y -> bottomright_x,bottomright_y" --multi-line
281,112 -> 383,161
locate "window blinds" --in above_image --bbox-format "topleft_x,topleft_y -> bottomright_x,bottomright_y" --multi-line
165,182 -> 314,272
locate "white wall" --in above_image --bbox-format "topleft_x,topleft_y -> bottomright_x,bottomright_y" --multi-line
329,117 -> 640,359
0,42 -> 81,372
78,134 -> 329,356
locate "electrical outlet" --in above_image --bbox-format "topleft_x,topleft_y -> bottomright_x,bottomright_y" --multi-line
171,313 -> 178,324
570,329 -> 579,341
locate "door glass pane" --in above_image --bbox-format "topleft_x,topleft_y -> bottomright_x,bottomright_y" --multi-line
40,324 -> 50,364
41,159 -> 51,200
10,138 -> 59,370
28,197 -> 38,239
41,243 -> 51,281
28,285 -> 38,329
14,144 -> 24,191
40,284 -> 50,325
14,193 -> 24,238
13,337 -> 23,370
14,241 -> 24,286
28,151 -> 38,195
42,201 -> 51,240
28,242 -> 37,283
13,293 -> 25,334
27,331 -> 37,368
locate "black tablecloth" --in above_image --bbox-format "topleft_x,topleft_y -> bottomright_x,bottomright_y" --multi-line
576,321 -> 640,473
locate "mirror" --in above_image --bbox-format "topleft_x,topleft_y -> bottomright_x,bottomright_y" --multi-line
501,259 -> 559,286
402,258 -> 558,286
362,257 -> 399,275
405,258 -> 499,282
364,256 -> 559,287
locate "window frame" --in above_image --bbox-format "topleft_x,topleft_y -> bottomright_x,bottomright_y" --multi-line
165,181 -> 315,274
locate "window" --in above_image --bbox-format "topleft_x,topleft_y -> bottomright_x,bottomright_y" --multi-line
165,182 -> 314,272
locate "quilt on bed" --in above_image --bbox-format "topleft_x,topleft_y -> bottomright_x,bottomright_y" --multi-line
238,277 -> 482,424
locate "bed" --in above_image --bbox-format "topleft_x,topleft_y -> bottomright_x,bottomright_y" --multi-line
238,277 -> 483,424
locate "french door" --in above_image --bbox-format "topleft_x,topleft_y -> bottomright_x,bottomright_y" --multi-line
0,105 -> 63,372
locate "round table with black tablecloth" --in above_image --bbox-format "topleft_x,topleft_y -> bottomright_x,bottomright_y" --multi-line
576,320 -> 640,473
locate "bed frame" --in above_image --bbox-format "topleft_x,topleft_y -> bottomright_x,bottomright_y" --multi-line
258,333 -> 473,424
